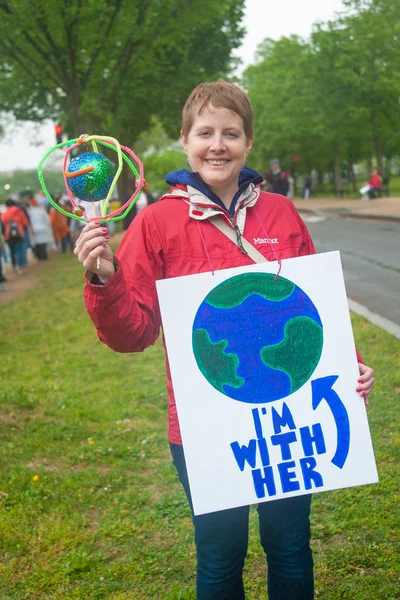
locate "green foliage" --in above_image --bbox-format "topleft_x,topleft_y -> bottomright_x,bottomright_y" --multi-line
243,0 -> 400,182
0,169 -> 65,203
244,36 -> 320,174
0,0 -> 245,201
0,250 -> 398,598
0,0 -> 245,144
143,149 -> 186,196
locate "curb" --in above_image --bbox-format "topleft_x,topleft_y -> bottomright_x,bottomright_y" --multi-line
348,299 -> 400,340
298,208 -> 400,224
340,213 -> 400,224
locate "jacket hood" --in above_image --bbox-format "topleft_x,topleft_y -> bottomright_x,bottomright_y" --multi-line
6,206 -> 23,218
165,167 -> 263,215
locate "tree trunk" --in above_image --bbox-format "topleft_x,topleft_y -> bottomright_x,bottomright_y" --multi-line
117,161 -> 130,209
370,111 -> 384,173
366,155 -> 373,176
67,87 -> 90,139
328,167 -> 334,187
317,169 -> 324,185
334,144 -> 341,196
348,162 -> 357,192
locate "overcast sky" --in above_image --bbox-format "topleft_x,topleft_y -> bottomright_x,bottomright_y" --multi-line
0,0 -> 346,174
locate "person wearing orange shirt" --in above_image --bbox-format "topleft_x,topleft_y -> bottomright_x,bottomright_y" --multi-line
0,199 -> 29,275
49,196 -> 73,252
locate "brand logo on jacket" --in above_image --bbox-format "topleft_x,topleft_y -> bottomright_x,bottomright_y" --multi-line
253,237 -> 279,245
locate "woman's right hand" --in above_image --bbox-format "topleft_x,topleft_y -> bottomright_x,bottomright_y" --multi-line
74,221 -> 115,283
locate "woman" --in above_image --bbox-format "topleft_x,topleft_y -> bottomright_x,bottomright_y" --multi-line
75,81 -> 374,600
28,198 -> 54,260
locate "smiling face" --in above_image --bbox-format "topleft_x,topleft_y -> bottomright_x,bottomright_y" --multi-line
181,104 -> 253,208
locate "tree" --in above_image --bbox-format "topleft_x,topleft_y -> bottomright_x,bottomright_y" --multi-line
313,0 -> 400,176
242,0 -> 400,193
341,0 -> 400,171
0,0 -> 245,138
0,0 -> 245,198
243,36 -> 326,178
310,23 -> 372,193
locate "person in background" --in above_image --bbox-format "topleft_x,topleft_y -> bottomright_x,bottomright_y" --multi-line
28,198 -> 55,260
287,173 -> 295,200
134,185 -> 155,216
302,176 -> 312,200
69,200 -> 116,243
368,169 -> 382,199
123,179 -> 155,230
50,195 -> 73,253
18,197 -> 33,267
38,189 -> 50,212
0,220 -> 6,290
74,80 -> 375,600
0,199 -> 29,275
61,194 -> 73,227
263,158 -> 289,196
70,216 -> 87,247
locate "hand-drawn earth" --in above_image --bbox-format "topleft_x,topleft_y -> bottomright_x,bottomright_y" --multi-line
192,272 -> 323,403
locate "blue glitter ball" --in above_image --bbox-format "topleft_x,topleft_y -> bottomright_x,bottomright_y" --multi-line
66,152 -> 116,201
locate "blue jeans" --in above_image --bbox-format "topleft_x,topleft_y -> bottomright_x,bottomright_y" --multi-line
61,233 -> 73,253
7,238 -> 24,269
368,186 -> 380,199
20,227 -> 30,266
170,443 -> 314,600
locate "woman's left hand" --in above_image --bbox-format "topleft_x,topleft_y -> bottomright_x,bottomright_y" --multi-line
356,363 -> 375,405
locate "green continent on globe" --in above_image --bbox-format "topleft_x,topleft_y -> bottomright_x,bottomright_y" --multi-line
205,273 -> 295,309
260,317 -> 323,393
82,157 -> 114,196
192,329 -> 244,394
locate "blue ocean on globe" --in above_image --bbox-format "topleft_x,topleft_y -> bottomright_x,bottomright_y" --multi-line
192,272 -> 323,404
66,152 -> 115,202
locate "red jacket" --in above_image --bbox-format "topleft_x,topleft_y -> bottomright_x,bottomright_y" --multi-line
1,205 -> 29,240
369,173 -> 381,189
85,169 -> 362,444
84,168 -> 323,444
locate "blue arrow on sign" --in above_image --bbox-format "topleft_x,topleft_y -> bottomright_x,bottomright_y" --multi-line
311,375 -> 350,469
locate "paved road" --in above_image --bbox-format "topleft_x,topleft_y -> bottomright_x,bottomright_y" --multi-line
300,215 -> 400,327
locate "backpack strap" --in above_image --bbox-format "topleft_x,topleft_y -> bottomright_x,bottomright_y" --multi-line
209,216 -> 268,264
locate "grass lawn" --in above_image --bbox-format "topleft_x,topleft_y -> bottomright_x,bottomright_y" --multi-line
0,250 -> 399,599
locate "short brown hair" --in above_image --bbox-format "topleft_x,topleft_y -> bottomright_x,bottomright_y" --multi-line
181,81 -> 253,140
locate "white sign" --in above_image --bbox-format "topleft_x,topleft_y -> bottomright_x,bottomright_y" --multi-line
157,252 -> 378,516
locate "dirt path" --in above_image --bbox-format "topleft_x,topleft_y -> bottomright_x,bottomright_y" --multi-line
0,232 -> 125,308
0,251 -> 42,307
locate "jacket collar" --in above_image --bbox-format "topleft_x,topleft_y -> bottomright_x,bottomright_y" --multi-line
164,167 -> 263,216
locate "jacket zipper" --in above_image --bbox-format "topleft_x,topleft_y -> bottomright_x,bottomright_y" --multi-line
229,217 -> 248,256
